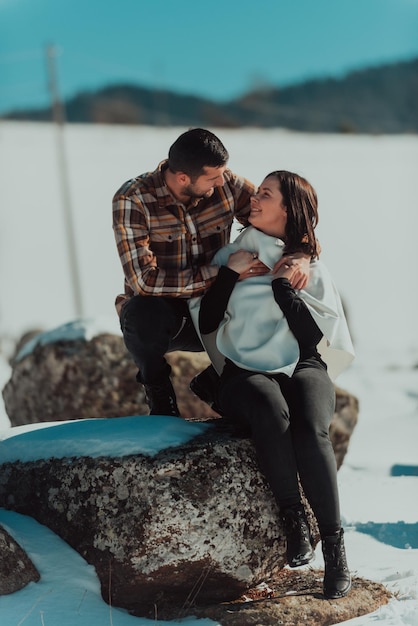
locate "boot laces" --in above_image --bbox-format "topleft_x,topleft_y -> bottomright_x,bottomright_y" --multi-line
324,536 -> 348,571
284,510 -> 310,541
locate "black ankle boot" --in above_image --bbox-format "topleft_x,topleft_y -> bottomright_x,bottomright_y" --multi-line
189,364 -> 223,415
281,505 -> 315,568
322,529 -> 351,599
143,377 -> 180,417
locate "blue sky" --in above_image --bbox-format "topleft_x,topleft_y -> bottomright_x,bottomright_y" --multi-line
1,0 -> 418,114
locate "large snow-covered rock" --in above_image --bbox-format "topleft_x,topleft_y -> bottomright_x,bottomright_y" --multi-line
0,418 -> 318,616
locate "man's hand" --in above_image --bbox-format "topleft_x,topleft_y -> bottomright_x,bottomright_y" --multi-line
272,252 -> 311,289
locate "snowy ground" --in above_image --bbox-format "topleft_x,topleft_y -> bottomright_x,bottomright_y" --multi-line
0,123 -> 417,624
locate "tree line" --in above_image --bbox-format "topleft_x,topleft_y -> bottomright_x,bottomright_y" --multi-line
3,57 -> 417,133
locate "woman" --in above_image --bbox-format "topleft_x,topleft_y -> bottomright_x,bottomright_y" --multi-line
190,170 -> 355,599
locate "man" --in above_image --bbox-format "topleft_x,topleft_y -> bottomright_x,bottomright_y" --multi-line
113,128 -> 308,416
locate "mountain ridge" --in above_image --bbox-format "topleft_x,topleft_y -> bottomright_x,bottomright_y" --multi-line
3,57 -> 417,133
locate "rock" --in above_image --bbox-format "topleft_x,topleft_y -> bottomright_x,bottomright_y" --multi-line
0,421 -> 319,616
187,570 -> 392,626
0,420 -> 391,624
2,327 -> 359,468
331,385 -> 359,469
2,331 -> 216,426
0,525 -> 40,595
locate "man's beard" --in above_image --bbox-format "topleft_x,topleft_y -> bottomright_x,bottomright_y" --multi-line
183,185 -> 214,200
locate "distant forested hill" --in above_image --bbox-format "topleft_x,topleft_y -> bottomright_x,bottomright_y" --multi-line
3,57 -> 417,133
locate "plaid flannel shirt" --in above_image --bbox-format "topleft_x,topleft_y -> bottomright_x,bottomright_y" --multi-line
113,160 -> 256,314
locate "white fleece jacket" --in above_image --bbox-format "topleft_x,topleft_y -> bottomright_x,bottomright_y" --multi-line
189,226 -> 355,381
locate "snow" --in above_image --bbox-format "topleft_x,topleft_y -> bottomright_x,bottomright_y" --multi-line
14,317 -> 121,362
0,411 -> 211,463
0,123 -> 417,625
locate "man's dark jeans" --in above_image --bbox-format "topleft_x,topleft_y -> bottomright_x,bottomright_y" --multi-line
119,295 -> 203,384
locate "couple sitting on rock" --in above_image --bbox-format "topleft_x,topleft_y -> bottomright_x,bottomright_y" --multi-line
112,128 -> 355,600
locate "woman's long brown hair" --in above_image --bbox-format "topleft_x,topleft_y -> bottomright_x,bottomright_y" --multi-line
267,170 -> 320,259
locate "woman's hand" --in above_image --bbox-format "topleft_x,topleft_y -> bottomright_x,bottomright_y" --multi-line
272,252 -> 311,288
226,249 -> 269,280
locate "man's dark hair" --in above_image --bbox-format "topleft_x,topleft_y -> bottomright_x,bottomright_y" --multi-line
168,128 -> 229,180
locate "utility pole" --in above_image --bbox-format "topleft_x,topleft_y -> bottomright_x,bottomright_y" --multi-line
45,43 -> 83,318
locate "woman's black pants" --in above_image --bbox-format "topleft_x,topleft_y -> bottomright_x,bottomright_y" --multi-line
219,358 -> 340,537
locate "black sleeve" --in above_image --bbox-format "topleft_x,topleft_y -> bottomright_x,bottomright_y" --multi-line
272,277 -> 323,356
199,265 -> 239,334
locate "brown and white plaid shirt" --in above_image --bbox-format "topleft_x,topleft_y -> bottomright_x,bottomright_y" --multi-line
113,160 -> 256,313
